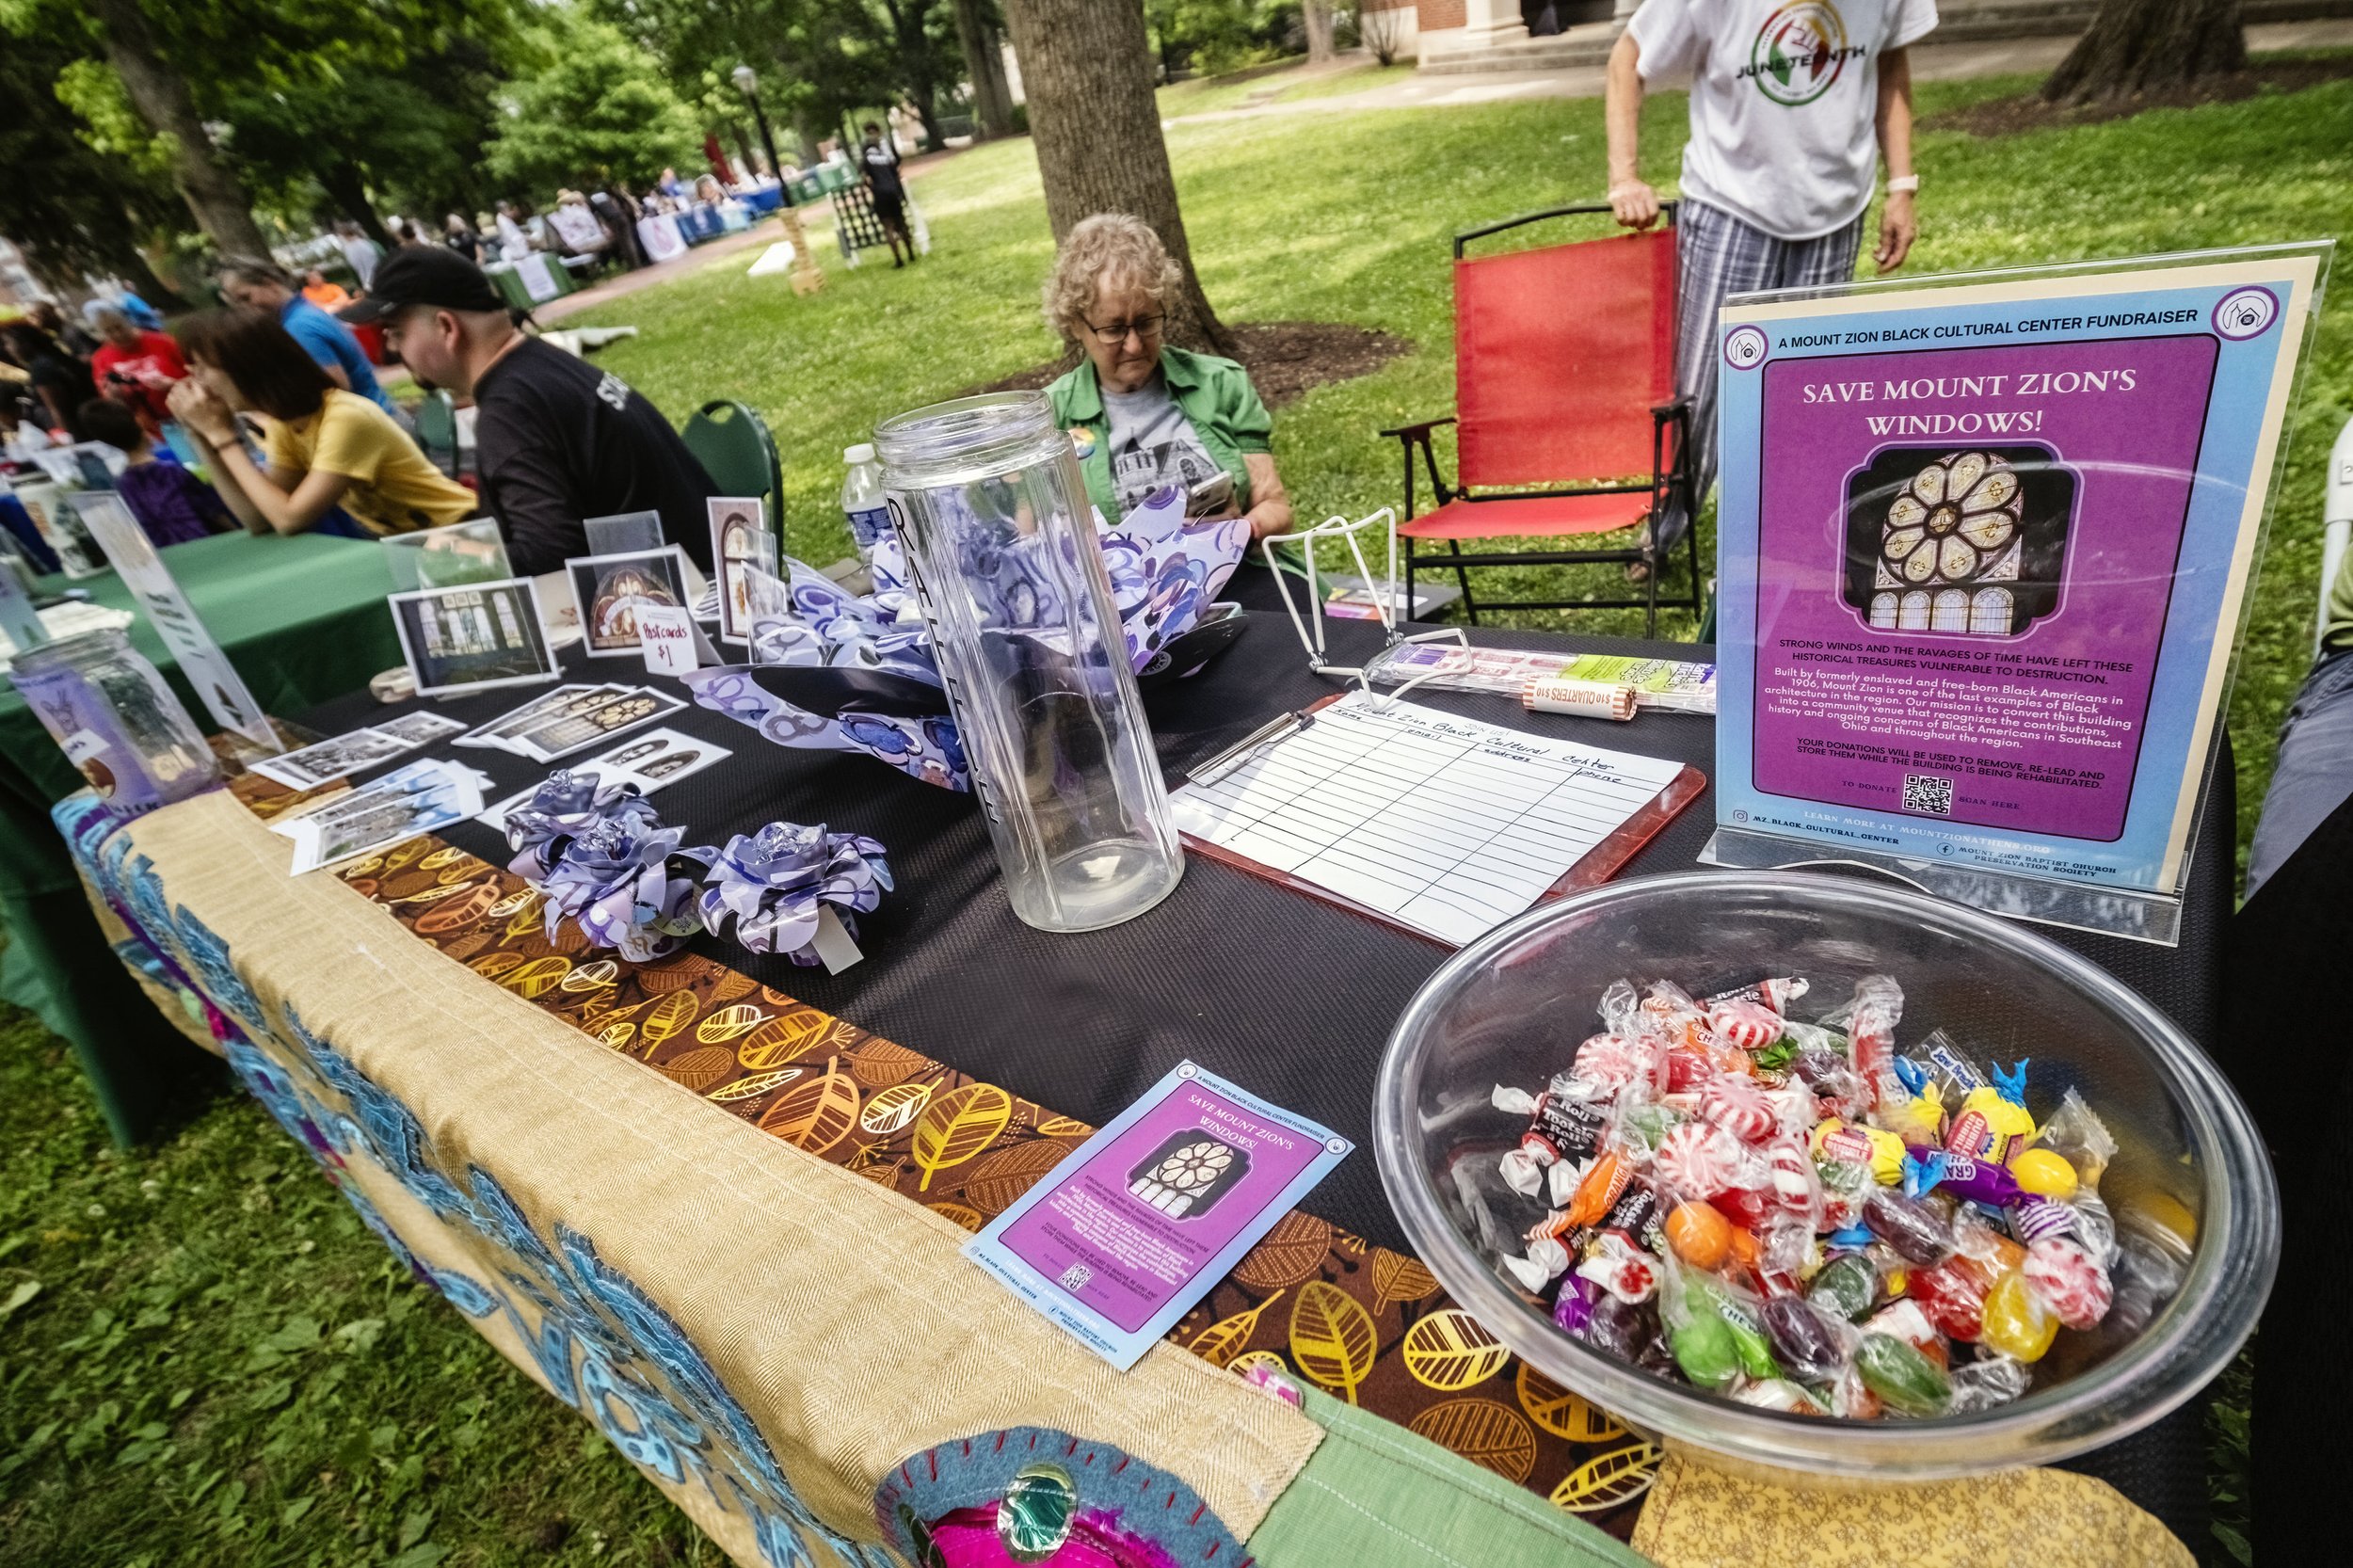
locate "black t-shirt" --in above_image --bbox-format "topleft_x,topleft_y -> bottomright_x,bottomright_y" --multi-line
860,140 -> 904,199
28,350 -> 97,421
471,336 -> 718,577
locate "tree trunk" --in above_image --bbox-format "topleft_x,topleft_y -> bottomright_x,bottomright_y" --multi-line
122,239 -> 189,312
2043,0 -> 2246,103
998,0 -> 1232,354
1304,0 -> 1337,64
952,0 -> 1017,138
83,0 -> 272,260
321,163 -> 392,250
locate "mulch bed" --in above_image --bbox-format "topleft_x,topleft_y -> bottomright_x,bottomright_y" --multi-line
968,320 -> 1411,408
1929,56 -> 2353,136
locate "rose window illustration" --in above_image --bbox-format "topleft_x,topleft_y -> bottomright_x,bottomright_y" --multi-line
1842,443 -> 2076,640
590,566 -> 679,645
1126,1131 -> 1251,1220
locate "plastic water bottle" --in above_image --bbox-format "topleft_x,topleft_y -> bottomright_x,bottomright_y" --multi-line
840,442 -> 890,564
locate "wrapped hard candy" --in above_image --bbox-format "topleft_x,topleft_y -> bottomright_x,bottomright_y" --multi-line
1910,1256 -> 1993,1343
1707,997 -> 1785,1053
1573,1033 -> 1645,1090
1762,1292 -> 1849,1384
2024,1238 -> 2113,1330
1863,1186 -> 1954,1267
1552,1272 -> 1601,1336
1808,1252 -> 1879,1321
1854,1330 -> 1951,1416
1654,1120 -> 1746,1198
1702,1076 -> 1780,1144
1583,1291 -> 1657,1361
1576,1238 -> 1659,1304
1947,1352 -> 2031,1415
1981,1269 -> 2059,1363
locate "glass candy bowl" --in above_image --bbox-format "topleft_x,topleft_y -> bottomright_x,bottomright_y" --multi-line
1372,870 -> 2275,1480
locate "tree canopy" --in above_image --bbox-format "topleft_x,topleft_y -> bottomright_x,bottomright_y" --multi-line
487,14 -> 706,192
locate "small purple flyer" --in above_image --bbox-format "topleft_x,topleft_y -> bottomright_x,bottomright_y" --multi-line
963,1061 -> 1351,1370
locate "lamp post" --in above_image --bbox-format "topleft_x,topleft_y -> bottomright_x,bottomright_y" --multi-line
731,63 -> 823,296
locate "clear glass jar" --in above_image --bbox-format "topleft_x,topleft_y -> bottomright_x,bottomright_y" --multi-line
874,392 -> 1182,933
9,628 -> 219,811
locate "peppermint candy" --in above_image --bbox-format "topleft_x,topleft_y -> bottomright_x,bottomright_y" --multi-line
2024,1239 -> 2112,1329
1573,1032 -> 1641,1089
1653,1120 -> 1744,1198
1708,998 -> 1784,1053
1766,1140 -> 1817,1213
1702,1077 -> 1779,1144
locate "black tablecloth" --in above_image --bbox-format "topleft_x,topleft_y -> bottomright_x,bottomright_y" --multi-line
292,580 -> 2233,1547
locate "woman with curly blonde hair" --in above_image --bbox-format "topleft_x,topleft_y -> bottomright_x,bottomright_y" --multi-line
1043,214 -> 1291,539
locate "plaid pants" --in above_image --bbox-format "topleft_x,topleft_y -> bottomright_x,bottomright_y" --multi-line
1658,200 -> 1865,552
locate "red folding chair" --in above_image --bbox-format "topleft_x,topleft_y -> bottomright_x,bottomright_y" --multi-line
1380,204 -> 1700,632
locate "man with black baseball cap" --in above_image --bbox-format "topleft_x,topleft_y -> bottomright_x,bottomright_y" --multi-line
346,246 -> 717,575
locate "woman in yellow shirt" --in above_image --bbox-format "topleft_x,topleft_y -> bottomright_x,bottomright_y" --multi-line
166,308 -> 475,538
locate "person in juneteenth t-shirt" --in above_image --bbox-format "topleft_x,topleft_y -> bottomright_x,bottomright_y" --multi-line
1606,0 -> 1936,576
345,246 -> 719,576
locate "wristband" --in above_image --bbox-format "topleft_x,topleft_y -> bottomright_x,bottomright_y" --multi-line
1887,175 -> 1919,194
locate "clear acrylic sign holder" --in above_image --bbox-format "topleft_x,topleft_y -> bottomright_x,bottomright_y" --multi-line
1701,243 -> 2331,945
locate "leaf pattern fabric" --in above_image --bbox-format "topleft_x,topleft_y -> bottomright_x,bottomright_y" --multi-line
216,769 -> 1664,1536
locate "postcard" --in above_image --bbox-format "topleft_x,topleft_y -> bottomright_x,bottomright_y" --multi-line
964,1062 -> 1351,1371
249,727 -> 413,791
707,497 -> 772,645
568,548 -> 693,658
374,710 -> 468,744
388,577 -> 559,696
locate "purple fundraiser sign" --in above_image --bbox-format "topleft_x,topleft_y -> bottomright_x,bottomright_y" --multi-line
1711,253 -> 2323,927
1753,335 -> 2217,840
964,1061 -> 1351,1369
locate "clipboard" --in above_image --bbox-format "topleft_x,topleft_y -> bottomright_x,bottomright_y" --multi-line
1174,691 -> 1705,950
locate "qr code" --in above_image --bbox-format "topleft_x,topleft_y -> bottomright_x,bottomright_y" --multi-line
1056,1263 -> 1094,1292
1902,773 -> 1955,816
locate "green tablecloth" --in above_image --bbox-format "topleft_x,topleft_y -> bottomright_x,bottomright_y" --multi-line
0,531 -> 405,1141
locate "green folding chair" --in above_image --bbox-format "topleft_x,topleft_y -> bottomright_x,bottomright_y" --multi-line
682,399 -> 784,529
413,389 -> 461,479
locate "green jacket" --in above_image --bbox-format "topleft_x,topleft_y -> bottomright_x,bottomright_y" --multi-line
1047,346 -> 1273,520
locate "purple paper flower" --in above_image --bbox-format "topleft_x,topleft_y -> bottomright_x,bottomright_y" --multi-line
695,821 -> 892,966
506,771 -> 701,962
504,769 -> 659,883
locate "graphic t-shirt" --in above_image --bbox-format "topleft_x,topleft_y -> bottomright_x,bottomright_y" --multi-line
1628,0 -> 1939,240
860,140 -> 904,199
90,330 -> 186,426
1101,375 -> 1219,519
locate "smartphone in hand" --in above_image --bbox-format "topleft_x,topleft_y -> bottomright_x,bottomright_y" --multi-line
1185,470 -> 1235,519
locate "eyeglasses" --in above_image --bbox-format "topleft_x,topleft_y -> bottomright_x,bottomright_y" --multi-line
1080,312 -> 1165,345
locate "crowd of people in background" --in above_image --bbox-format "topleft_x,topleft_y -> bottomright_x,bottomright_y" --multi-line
0,109 -> 934,569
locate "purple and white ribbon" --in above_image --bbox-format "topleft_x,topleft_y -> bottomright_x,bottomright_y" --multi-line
693,821 -> 893,966
679,667 -> 969,792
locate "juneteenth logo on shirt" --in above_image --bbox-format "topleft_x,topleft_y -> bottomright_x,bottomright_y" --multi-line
1739,1 -> 1866,106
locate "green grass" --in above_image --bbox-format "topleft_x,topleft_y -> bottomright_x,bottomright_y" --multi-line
10,58 -> 2349,1564
0,1019 -> 713,1567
